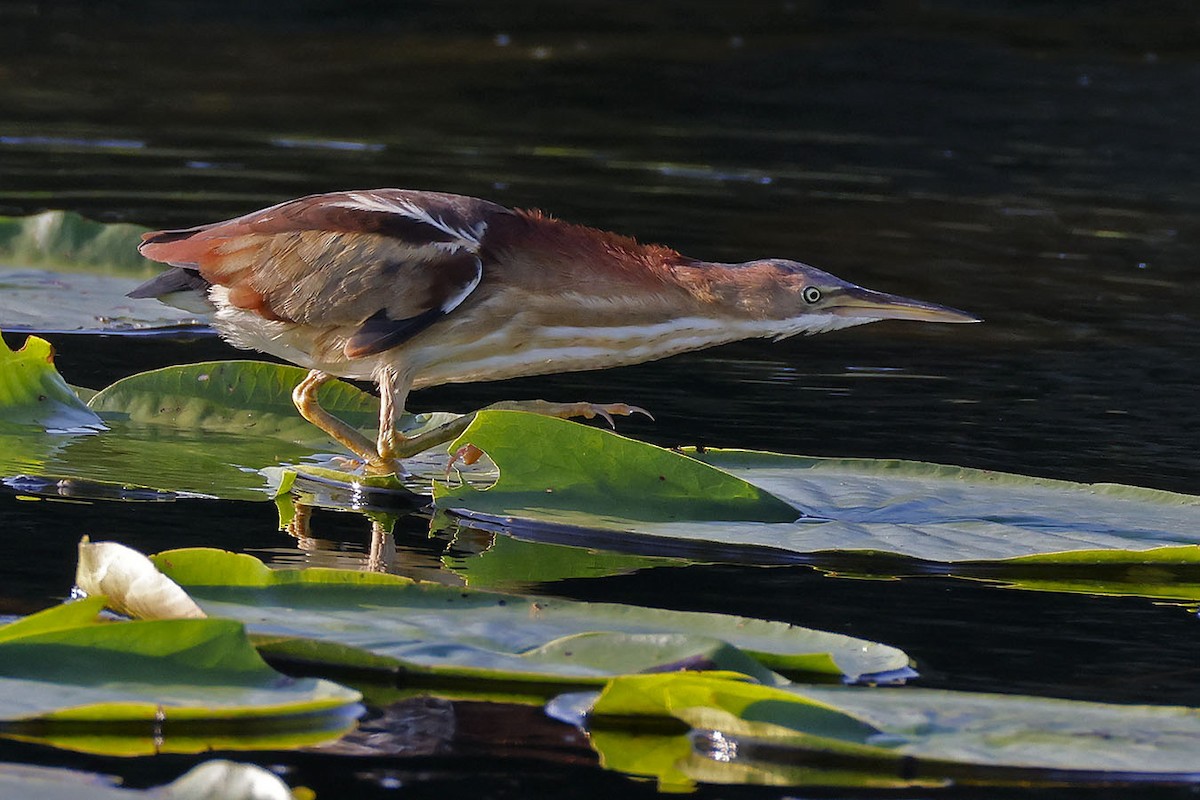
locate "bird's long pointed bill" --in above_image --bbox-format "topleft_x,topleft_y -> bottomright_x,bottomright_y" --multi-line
837,285 -> 980,323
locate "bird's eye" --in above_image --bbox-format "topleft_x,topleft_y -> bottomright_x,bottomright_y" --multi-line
802,286 -> 822,304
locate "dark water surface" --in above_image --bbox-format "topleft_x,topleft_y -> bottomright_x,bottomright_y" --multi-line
2,2 -> 1200,796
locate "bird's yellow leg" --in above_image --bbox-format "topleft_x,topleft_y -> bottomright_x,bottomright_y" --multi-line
293,369 -> 396,471
375,366 -> 412,469
386,400 -> 653,459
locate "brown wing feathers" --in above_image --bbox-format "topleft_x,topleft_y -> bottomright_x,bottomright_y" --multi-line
131,191 -> 493,356
343,250 -> 483,358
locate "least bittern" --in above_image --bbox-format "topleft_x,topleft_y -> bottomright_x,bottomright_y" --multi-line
130,189 -> 977,473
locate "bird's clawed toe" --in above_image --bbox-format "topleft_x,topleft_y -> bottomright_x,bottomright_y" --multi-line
569,402 -> 654,428
602,403 -> 655,423
486,399 -> 654,428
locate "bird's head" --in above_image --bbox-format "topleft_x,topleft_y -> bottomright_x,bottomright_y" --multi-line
732,259 -> 979,336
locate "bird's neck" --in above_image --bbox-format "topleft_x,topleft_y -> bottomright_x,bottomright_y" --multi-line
496,209 -> 690,282
491,211 -> 855,338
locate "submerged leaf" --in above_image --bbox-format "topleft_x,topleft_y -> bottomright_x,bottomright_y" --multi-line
0,359 -> 458,502
0,424 -> 300,502
439,531 -> 692,592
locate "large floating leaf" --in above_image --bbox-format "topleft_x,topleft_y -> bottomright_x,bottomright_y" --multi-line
436,411 -> 797,523
448,447 -> 1200,577
0,332 -> 104,432
0,597 -> 360,756
0,268 -> 202,333
86,544 -> 911,684
15,335 -> 1200,606
0,211 -> 201,332
697,450 -> 1200,560
572,672 -> 1200,788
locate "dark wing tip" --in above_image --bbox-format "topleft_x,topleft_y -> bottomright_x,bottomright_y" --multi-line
127,267 -> 211,299
343,307 -> 445,359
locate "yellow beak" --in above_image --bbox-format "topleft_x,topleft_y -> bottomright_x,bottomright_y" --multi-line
834,285 -> 981,323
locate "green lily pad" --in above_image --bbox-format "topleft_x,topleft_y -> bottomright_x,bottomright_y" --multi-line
87,360 -> 380,440
0,763 -> 135,800
0,595 -> 113,643
436,411 -> 797,523
0,352 -> 355,500
0,268 -> 202,333
0,210 -> 149,274
0,423 -> 310,502
0,597 -> 361,756
574,672 -> 1200,788
84,544 -> 910,684
0,332 -> 104,432
446,446 -> 1200,574
16,329 -> 1200,606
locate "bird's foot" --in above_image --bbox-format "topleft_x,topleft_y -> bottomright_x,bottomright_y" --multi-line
375,430 -> 409,475
294,368 -> 406,475
364,456 -> 407,477
323,453 -> 406,478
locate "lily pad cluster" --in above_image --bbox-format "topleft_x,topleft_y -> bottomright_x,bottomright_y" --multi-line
5,221 -> 1200,791
11,539 -> 1199,791
0,591 -> 361,756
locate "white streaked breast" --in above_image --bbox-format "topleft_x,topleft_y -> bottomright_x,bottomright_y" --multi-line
409,313 -> 880,387
207,282 -> 883,391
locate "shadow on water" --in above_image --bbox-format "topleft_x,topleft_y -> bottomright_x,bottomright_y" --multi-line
2,1 -> 1200,797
